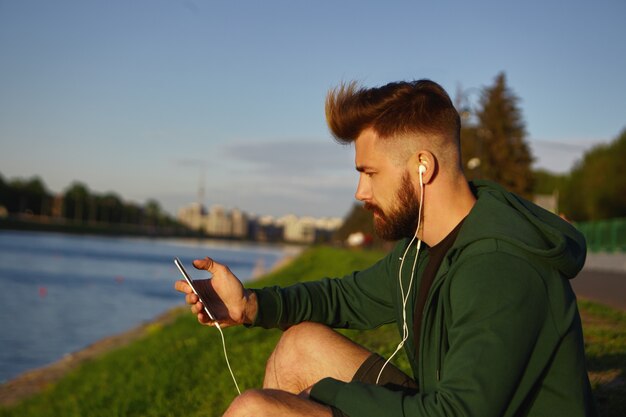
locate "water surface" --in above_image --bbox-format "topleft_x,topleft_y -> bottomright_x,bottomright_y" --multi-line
0,230 -> 286,383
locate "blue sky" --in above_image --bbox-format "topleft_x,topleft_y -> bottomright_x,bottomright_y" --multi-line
1,0 -> 625,218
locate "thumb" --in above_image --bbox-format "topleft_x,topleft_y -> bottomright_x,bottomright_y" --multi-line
193,256 -> 218,272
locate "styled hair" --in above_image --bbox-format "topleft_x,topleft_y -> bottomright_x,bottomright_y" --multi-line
325,79 -> 460,146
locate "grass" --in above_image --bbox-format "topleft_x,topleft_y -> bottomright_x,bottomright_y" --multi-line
1,246 -> 624,416
579,300 -> 626,416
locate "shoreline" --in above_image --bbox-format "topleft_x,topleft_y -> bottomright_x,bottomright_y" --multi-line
0,308 -> 183,406
0,247 -> 303,407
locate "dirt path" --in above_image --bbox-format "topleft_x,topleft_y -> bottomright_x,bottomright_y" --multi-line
572,268 -> 626,311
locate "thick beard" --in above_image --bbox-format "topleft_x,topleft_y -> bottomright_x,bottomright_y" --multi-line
366,173 -> 420,241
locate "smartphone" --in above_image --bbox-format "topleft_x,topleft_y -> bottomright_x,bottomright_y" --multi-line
174,257 -> 217,321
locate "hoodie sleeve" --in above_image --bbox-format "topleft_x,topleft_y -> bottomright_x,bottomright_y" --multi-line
311,251 -> 553,417
251,244 -> 403,330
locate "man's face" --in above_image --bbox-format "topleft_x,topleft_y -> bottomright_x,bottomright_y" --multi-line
354,128 -> 420,241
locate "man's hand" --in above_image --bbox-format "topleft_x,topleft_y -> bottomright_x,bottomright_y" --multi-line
174,257 -> 258,327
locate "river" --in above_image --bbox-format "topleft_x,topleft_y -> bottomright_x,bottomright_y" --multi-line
0,230 -> 289,383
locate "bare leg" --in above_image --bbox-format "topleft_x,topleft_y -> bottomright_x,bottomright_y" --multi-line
263,321 -> 372,393
223,322 -> 372,417
224,389 -> 333,417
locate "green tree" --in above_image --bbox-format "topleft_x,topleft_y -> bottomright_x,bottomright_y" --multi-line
332,203 -> 391,247
334,204 -> 373,241
459,125 -> 482,181
5,176 -> 51,215
562,128 -> 626,220
145,199 -> 163,225
0,173 -> 6,209
64,182 -> 91,222
122,202 -> 143,225
532,169 -> 568,195
472,73 -> 534,197
560,168 -> 586,221
99,192 -> 124,223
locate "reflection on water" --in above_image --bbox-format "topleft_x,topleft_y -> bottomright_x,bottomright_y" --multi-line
0,230 -> 286,383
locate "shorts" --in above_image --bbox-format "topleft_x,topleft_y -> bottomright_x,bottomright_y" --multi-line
330,353 -> 418,417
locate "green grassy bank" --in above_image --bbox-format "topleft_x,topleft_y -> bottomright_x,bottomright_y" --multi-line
1,246 -> 624,416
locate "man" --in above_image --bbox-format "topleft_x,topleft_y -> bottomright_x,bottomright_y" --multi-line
175,80 -> 596,416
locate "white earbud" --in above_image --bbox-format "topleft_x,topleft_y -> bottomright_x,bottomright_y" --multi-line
418,164 -> 426,186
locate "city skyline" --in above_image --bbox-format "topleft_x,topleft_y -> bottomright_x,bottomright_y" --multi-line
1,1 -> 624,218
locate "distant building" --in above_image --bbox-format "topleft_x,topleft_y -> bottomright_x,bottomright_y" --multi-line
279,214 -> 344,243
281,215 -> 316,243
177,202 -> 342,242
254,215 -> 283,242
177,203 -> 206,231
231,208 -> 248,238
204,205 -> 230,236
315,217 -> 344,242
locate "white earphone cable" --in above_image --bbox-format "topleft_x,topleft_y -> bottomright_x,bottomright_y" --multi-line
214,322 -> 241,395
376,169 -> 425,384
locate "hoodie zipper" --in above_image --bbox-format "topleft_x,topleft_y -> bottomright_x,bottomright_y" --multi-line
420,258 -> 453,385
437,308 -> 448,382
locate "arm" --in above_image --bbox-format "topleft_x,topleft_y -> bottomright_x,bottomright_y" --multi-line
174,243 -> 401,330
251,244 -> 405,330
310,252 -> 550,417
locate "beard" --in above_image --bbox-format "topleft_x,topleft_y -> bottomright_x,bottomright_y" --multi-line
365,172 -> 420,241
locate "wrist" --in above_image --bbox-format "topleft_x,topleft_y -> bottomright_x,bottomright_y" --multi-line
243,289 -> 258,325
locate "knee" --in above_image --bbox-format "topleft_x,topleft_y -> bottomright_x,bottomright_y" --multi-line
224,389 -> 271,417
264,322 -> 330,386
278,322 -> 329,352
269,322 -> 328,366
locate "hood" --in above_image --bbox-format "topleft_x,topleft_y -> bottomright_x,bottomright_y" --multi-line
453,180 -> 587,279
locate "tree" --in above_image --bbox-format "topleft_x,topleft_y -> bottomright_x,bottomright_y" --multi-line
4,176 -> 51,215
332,203 -> 391,247
469,73 -> 534,197
334,204 -> 373,241
145,199 -> 163,225
561,128 -> 626,220
0,173 -> 6,208
63,182 -> 91,222
100,192 -> 124,223
532,169 -> 568,195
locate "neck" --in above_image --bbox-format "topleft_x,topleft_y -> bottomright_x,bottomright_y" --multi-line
418,175 -> 476,247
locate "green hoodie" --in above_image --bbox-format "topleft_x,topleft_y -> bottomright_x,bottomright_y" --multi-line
252,180 -> 596,417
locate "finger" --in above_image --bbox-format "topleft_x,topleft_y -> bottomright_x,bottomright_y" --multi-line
193,257 -> 218,272
185,293 -> 198,305
197,312 -> 214,326
191,301 -> 204,315
174,280 -> 192,294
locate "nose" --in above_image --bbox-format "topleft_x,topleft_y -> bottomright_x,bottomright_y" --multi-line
355,174 -> 371,202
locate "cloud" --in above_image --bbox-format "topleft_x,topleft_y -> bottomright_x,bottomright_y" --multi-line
221,139 -> 354,175
220,138 -> 358,209
162,138 -> 359,218
529,137 -> 605,173
204,178 -> 356,218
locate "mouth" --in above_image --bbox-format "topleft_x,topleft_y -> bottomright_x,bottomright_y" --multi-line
365,203 -> 385,219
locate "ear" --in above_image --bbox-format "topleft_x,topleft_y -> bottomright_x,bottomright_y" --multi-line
408,150 -> 436,185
